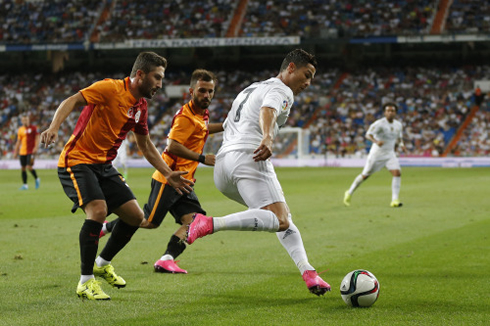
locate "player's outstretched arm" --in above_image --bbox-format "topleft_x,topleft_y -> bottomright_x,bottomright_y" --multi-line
40,92 -> 87,148
366,133 -> 383,147
208,122 -> 224,134
253,106 -> 277,162
134,133 -> 194,195
398,138 -> 407,153
167,139 -> 215,166
33,134 -> 40,154
13,136 -> 21,159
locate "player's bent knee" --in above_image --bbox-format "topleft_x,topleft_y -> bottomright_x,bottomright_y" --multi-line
83,200 -> 108,223
277,217 -> 290,231
262,202 -> 289,232
145,222 -> 159,229
391,170 -> 401,177
89,208 -> 108,219
140,219 -> 158,229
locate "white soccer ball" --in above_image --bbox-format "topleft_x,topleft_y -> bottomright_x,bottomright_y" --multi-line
340,269 -> 380,307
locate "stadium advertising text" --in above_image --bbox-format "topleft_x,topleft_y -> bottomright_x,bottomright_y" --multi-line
94,36 -> 301,49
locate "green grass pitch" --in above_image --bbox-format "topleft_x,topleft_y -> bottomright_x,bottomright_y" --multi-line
0,166 -> 489,325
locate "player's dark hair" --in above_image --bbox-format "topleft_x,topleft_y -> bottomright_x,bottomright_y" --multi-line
190,69 -> 217,88
130,52 -> 167,77
383,102 -> 398,111
280,49 -> 317,72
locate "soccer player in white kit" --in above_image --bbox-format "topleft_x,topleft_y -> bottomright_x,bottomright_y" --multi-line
344,103 -> 406,207
186,49 -> 331,296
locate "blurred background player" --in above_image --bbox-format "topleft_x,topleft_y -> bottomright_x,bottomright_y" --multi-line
13,114 -> 40,190
113,137 -> 130,179
185,49 -> 331,296
344,103 -> 406,207
101,69 -> 223,274
40,52 -> 194,301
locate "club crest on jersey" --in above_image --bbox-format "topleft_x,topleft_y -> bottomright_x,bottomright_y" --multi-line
281,100 -> 289,111
127,107 -> 141,123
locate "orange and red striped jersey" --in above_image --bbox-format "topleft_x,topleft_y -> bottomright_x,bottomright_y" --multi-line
58,77 -> 149,168
152,101 -> 209,184
17,125 -> 38,155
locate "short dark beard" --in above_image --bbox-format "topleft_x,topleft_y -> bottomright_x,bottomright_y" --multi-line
139,77 -> 155,99
194,98 -> 210,109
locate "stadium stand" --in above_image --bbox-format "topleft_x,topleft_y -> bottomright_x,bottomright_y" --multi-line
240,0 -> 436,38
1,65 -> 488,160
97,0 -> 233,42
0,0 -> 101,44
3,0 -> 488,45
445,0 -> 490,34
1,1 -> 489,160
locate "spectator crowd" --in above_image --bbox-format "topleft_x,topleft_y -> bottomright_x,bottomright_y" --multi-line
1,0 -> 489,160
1,65 -> 489,160
1,0 -> 489,44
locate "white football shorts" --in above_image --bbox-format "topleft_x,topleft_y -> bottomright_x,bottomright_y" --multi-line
214,149 -> 286,209
362,152 -> 401,176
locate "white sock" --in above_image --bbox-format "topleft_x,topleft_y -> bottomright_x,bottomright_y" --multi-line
392,176 -> 401,201
95,256 -> 110,267
213,209 -> 280,232
160,254 -> 173,261
276,214 -> 314,275
101,223 -> 108,234
348,174 -> 364,195
80,275 -> 94,284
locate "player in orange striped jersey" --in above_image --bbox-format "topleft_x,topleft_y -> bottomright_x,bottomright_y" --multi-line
40,52 -> 194,300
102,69 -> 223,274
14,114 -> 40,190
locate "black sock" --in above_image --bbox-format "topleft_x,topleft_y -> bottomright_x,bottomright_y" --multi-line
99,220 -> 138,261
79,219 -> 103,275
30,169 -> 38,179
164,235 -> 186,260
21,171 -> 27,184
106,218 -> 120,233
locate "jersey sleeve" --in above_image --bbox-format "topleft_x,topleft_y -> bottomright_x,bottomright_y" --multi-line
261,85 -> 292,113
133,102 -> 149,135
79,79 -> 115,105
168,114 -> 195,143
366,120 -> 379,137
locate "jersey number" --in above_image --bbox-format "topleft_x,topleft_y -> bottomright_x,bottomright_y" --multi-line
234,88 -> 256,122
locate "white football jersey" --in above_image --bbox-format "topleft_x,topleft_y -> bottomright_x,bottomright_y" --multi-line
218,77 -> 294,154
366,117 -> 403,157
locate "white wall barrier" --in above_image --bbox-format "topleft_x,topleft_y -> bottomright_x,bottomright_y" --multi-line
1,157 -> 490,170
271,157 -> 490,167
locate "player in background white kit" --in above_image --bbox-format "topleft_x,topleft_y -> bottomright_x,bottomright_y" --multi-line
344,103 -> 406,207
185,49 -> 331,296
113,138 -> 129,179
